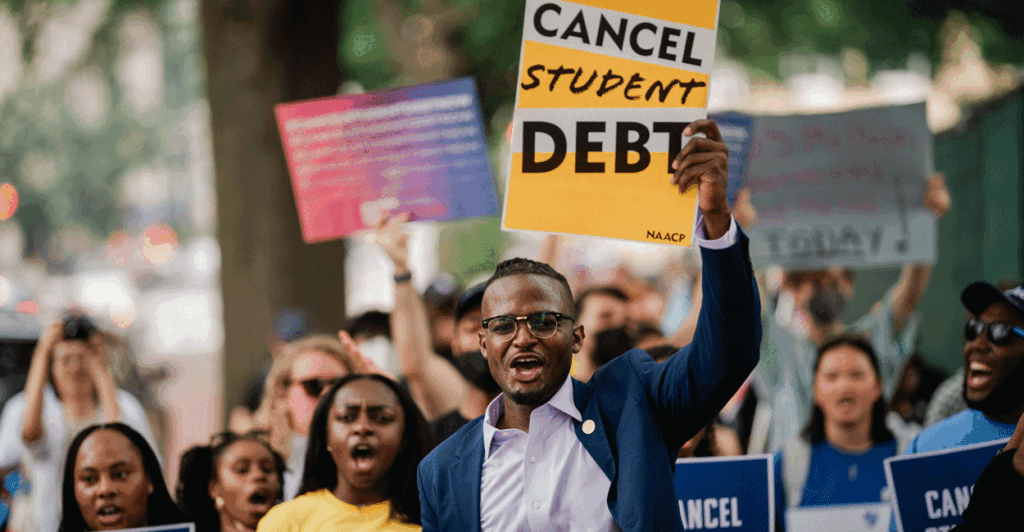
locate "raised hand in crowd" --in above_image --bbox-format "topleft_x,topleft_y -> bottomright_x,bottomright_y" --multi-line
338,330 -> 397,381
59,423 -> 181,532
373,212 -> 467,421
671,118 -> 732,238
177,432 -> 286,532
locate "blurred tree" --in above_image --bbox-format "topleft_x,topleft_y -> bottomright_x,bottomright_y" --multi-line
201,0 -> 350,415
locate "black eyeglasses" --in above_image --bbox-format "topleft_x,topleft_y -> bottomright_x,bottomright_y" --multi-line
965,318 -> 1024,346
481,312 -> 574,342
290,377 -> 337,398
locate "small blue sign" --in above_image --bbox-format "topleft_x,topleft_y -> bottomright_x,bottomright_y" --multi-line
116,523 -> 196,532
709,113 -> 754,205
674,454 -> 774,531
885,439 -> 1007,532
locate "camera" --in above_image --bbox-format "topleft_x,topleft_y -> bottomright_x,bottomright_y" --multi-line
62,312 -> 96,341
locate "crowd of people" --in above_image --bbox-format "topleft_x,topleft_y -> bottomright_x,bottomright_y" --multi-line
0,117 -> 1022,532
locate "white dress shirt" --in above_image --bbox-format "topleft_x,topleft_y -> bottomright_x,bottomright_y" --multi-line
478,215 -> 738,531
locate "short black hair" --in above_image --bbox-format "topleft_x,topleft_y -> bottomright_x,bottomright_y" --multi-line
299,374 -> 435,525
176,431 -> 287,532
574,286 -> 629,318
345,311 -> 392,340
60,423 -> 183,532
802,335 -> 893,445
484,258 -> 574,314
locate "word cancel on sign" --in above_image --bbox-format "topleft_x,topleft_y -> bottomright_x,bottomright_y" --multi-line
678,497 -> 742,530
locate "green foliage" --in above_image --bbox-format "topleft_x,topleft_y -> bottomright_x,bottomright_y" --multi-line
718,0 -> 1023,78
0,0 -> 200,270
338,0 -> 398,90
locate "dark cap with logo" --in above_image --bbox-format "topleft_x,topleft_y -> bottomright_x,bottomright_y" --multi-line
455,283 -> 487,322
961,281 -> 1024,318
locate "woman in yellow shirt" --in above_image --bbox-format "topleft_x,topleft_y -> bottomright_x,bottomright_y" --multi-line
257,374 -> 435,531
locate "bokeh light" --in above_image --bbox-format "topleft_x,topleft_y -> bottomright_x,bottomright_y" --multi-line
15,300 -> 39,314
142,223 -> 179,266
0,275 -> 12,306
0,183 -> 17,220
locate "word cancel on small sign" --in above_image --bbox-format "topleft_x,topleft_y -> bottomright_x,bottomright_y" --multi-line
674,455 -> 774,531
503,0 -> 722,246
885,439 -> 1006,532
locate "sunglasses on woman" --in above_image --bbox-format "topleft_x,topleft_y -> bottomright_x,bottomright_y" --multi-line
964,318 -> 1024,346
291,377 -> 338,398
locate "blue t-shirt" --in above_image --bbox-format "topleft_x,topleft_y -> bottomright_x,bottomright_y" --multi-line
905,409 -> 1014,453
775,440 -> 898,530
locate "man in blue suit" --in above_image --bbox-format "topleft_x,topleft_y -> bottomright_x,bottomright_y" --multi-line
417,118 -> 762,531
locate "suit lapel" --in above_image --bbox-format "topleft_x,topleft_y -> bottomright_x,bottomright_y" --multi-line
572,379 -> 616,483
455,425 -> 485,531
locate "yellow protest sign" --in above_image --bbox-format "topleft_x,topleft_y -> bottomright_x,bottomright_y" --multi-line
503,0 -> 721,246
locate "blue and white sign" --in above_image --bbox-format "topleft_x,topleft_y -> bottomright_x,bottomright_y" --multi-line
884,439 -> 1007,532
787,502 -> 891,532
709,113 -> 754,206
114,523 -> 195,532
674,454 -> 774,531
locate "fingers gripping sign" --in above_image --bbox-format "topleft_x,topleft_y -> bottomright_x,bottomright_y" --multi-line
670,119 -> 731,239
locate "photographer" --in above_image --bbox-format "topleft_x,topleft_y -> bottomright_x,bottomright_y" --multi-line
0,313 -> 154,532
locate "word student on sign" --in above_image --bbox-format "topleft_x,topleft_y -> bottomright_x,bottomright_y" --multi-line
417,119 -> 763,532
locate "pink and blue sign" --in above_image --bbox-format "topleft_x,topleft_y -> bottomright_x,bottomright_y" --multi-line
275,78 -> 499,242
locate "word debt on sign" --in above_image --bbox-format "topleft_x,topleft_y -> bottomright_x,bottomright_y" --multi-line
674,455 -> 774,531
502,0 -> 721,246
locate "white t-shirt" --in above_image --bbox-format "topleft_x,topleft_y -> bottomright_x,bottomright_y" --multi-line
0,386 -> 156,532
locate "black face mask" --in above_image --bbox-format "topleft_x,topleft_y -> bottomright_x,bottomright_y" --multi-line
453,350 -> 501,394
434,345 -> 454,365
592,326 -> 634,368
808,286 -> 847,325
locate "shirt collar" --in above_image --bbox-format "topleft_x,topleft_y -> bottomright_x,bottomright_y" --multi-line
482,376 -> 580,459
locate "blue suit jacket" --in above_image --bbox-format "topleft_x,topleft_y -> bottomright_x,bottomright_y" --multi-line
417,231 -> 761,532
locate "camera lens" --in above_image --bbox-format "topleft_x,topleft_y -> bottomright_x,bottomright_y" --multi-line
62,313 -> 96,341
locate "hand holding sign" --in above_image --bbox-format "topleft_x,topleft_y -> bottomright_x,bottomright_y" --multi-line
374,212 -> 411,274
671,119 -> 730,239
922,173 -> 951,219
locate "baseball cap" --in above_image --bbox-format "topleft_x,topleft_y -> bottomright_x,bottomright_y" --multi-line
455,283 -> 487,322
961,281 -> 1024,318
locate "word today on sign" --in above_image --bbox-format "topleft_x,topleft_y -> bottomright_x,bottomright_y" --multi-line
503,0 -> 722,246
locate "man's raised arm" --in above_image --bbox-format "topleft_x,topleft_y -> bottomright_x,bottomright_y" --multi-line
638,118 -> 761,448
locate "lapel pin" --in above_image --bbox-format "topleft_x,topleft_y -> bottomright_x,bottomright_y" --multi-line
582,419 -> 595,434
